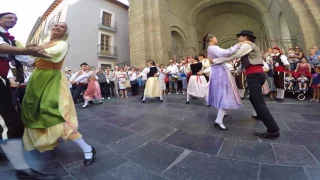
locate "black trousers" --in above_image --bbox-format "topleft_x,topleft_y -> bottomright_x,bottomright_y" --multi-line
109,81 -> 115,96
99,82 -> 111,98
131,83 -> 139,96
72,85 -> 87,103
0,77 -> 24,140
246,73 -> 279,133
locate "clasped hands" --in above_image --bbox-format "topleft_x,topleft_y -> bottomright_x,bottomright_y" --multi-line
25,43 -> 52,58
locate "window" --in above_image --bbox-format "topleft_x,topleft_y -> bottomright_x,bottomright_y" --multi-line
47,15 -> 56,30
101,64 -> 112,69
102,11 -> 112,27
100,34 -> 110,55
56,10 -> 62,23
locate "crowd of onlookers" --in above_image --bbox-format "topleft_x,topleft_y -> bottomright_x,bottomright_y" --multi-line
262,45 -> 320,102
64,45 -> 320,104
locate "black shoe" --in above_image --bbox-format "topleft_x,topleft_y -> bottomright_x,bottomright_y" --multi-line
277,99 -> 284,103
141,100 -> 145,103
84,146 -> 96,166
241,97 -> 244,100
207,105 -> 211,107
98,101 -> 103,104
186,101 -> 189,104
252,115 -> 260,120
160,100 -> 163,102
254,132 -> 280,139
89,101 -> 94,104
16,169 -> 58,180
213,123 -> 229,130
0,153 -> 7,160
224,113 -> 228,117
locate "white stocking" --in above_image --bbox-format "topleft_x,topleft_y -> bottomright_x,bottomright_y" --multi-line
280,89 -> 285,99
215,108 -> 226,128
187,93 -> 190,102
238,89 -> 245,98
276,89 -> 281,99
142,95 -> 146,101
73,138 -> 92,159
0,140 -> 30,170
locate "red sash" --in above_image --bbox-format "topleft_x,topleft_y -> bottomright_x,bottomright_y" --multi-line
0,58 -> 9,78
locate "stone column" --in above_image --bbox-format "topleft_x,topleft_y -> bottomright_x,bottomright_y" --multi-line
129,0 -> 170,67
285,0 -> 320,49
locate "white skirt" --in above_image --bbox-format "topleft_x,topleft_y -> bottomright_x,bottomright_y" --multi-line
187,75 -> 208,98
159,79 -> 166,90
144,77 -> 161,98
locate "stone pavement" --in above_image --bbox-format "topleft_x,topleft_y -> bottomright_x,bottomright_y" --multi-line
1,95 -> 320,180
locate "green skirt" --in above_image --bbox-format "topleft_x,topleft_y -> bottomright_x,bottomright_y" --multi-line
21,69 -> 66,128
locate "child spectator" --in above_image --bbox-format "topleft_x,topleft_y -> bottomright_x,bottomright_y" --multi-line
285,73 -> 295,90
310,66 -> 320,102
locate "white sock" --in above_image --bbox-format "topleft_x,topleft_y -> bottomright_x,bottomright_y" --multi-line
215,108 -> 226,124
73,138 -> 92,159
238,89 -> 245,98
0,140 -> 30,170
281,89 -> 285,99
159,91 -> 163,100
276,89 -> 281,99
142,95 -> 146,101
83,100 -> 89,106
252,110 -> 257,116
187,93 -> 190,101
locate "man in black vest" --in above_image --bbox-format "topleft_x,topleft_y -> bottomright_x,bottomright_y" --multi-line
0,12 -> 58,179
213,30 -> 280,139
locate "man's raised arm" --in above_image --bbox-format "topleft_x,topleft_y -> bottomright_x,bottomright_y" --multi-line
212,44 -> 253,64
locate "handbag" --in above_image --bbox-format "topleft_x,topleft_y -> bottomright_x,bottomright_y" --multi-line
125,75 -> 131,88
130,79 -> 138,86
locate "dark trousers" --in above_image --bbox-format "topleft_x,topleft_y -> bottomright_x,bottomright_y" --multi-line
0,78 -> 24,139
131,83 -> 139,96
72,85 -> 87,103
177,80 -> 182,92
110,81 -> 115,96
246,73 -> 279,133
11,87 -> 26,115
99,82 -> 111,98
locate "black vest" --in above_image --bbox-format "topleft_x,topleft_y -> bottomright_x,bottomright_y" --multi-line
0,32 -> 24,83
147,67 -> 158,78
273,54 -> 284,69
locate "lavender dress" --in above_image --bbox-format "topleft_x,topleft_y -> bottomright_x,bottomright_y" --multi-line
207,45 -> 243,109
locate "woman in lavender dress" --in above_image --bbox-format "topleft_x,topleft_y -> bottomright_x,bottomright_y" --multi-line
204,34 -> 243,130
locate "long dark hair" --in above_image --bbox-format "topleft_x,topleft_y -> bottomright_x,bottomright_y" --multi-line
202,34 -> 215,50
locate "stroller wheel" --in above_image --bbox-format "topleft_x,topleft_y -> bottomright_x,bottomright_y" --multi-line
297,94 -> 306,101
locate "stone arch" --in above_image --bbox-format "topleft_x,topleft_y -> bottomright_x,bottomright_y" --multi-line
188,0 -> 276,39
170,26 -> 187,51
277,12 -> 291,40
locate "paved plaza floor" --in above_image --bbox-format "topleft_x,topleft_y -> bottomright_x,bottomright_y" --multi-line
1,95 -> 320,180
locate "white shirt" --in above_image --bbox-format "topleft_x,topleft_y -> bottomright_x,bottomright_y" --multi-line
166,65 -> 179,74
66,73 -> 72,88
70,70 -> 89,84
7,69 -> 31,85
0,27 -> 34,67
75,71 -> 97,82
274,53 -> 290,66
128,71 -> 137,81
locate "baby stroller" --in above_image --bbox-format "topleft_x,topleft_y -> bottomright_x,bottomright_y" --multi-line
285,72 -> 310,101
285,83 -> 308,101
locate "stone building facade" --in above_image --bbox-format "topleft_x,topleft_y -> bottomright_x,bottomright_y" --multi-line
28,0 -> 129,70
129,0 -> 320,67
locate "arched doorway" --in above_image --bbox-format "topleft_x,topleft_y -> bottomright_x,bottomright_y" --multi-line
190,2 -> 268,52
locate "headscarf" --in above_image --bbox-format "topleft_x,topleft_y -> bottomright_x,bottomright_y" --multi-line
272,46 -> 282,55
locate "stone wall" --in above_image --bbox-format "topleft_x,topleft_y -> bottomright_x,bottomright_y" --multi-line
129,0 -> 320,66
